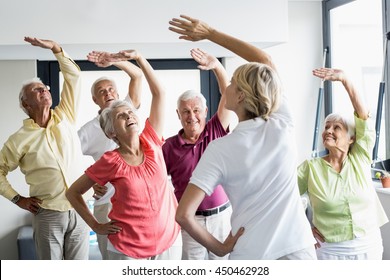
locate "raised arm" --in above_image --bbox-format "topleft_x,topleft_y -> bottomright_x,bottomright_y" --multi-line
90,50 -> 166,138
169,15 -> 276,70
24,36 -> 61,54
313,68 -> 369,119
25,36 -> 81,123
87,51 -> 143,109
191,48 -> 231,130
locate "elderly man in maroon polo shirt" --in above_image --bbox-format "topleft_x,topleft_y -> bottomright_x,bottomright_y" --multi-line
162,48 -> 233,260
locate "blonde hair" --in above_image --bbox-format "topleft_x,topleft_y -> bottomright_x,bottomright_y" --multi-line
232,62 -> 281,120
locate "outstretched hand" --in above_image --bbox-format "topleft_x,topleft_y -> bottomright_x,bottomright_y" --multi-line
313,68 -> 346,83
169,14 -> 213,42
191,48 -> 219,71
87,50 -> 140,66
24,37 -> 60,52
87,51 -> 115,67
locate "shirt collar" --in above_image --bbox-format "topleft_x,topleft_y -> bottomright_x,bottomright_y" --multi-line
177,128 -> 209,146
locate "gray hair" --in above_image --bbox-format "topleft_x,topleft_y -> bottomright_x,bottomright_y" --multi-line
324,113 -> 355,139
19,77 -> 44,116
91,76 -> 118,97
177,90 -> 207,110
99,99 -> 136,145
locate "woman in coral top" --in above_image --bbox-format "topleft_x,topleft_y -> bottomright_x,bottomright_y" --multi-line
66,50 -> 181,260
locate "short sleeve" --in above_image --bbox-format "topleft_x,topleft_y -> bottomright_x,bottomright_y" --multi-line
297,160 -> 309,195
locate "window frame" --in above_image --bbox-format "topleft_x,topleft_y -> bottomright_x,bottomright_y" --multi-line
37,58 -> 221,120
322,0 -> 389,159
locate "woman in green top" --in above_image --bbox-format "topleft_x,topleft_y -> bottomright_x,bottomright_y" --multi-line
297,68 -> 388,260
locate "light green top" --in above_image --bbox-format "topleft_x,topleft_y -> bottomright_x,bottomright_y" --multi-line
297,115 -> 388,243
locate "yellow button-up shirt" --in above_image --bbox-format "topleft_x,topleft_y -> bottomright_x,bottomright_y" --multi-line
0,50 -> 84,211
297,115 -> 388,243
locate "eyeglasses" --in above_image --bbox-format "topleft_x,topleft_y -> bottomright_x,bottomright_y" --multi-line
31,85 -> 50,93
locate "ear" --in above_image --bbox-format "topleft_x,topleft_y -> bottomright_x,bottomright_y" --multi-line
108,133 -> 117,142
349,136 -> 356,145
176,109 -> 181,120
92,96 -> 98,105
237,91 -> 245,103
22,100 -> 31,112
204,106 -> 208,116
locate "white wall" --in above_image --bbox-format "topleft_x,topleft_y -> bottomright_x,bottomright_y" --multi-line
224,1 -> 323,164
0,1 -> 322,259
0,0 -> 287,60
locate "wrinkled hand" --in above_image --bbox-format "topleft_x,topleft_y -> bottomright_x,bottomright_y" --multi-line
217,227 -> 245,257
169,15 -> 213,42
312,226 -> 325,249
87,51 -> 114,68
313,68 -> 346,83
17,196 -> 42,215
87,50 -> 139,64
24,37 -> 57,50
92,183 -> 107,200
93,220 -> 122,235
191,48 -> 219,71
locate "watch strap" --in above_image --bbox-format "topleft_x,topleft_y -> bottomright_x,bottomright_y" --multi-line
11,194 -> 21,204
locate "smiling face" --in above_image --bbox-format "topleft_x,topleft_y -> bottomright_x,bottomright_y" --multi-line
322,120 -> 354,153
92,80 -> 119,110
177,97 -> 208,137
111,105 -> 139,140
22,82 -> 52,113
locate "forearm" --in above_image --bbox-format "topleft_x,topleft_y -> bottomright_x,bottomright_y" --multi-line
177,214 -> 227,257
0,175 -> 18,201
135,56 -> 163,98
113,61 -> 143,108
342,79 -> 368,119
55,51 -> 81,123
66,190 -> 99,229
135,55 -> 165,135
212,62 -> 229,96
208,29 -> 275,69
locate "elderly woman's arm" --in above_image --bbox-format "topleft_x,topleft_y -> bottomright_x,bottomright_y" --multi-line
89,50 -> 166,138
66,174 -> 122,235
313,68 -> 369,120
176,183 -> 244,257
169,15 -> 276,70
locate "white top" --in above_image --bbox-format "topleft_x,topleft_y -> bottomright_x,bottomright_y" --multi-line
78,115 -> 116,205
190,97 -> 316,259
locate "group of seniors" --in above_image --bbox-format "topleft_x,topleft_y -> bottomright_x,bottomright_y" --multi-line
0,14 -> 387,260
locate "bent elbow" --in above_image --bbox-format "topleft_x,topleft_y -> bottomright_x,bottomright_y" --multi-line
175,210 -> 191,229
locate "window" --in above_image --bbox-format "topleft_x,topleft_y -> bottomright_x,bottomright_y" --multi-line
38,59 -> 221,139
322,0 -> 387,162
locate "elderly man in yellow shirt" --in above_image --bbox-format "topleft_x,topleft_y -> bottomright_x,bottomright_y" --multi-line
0,37 -> 89,260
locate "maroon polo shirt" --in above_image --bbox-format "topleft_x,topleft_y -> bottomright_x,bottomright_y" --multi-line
163,114 -> 229,210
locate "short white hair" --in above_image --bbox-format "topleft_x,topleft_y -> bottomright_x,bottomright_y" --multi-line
91,76 -> 118,97
19,77 -> 44,116
177,90 -> 207,110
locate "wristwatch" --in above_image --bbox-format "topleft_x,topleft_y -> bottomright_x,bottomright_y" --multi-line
11,194 -> 21,204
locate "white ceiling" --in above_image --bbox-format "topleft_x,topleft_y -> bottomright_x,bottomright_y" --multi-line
0,0 -> 290,60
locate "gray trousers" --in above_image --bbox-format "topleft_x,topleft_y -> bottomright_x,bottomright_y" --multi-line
32,208 -> 89,260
